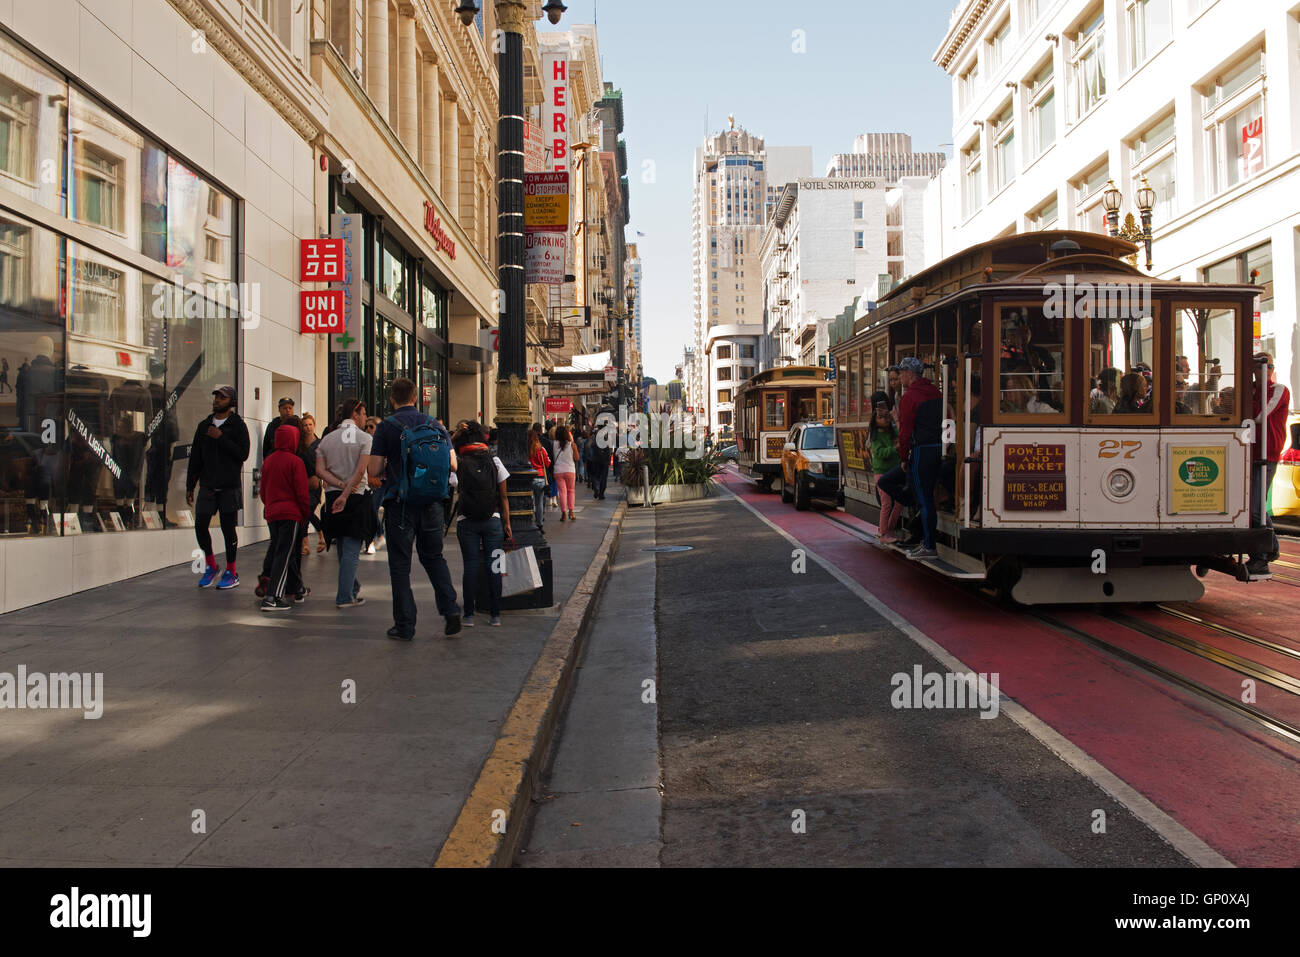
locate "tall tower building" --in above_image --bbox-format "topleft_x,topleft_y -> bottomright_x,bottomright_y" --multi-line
691,122 -> 809,426
826,132 -> 947,182
626,243 -> 643,357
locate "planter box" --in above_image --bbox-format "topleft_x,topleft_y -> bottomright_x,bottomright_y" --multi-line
626,482 -> 711,506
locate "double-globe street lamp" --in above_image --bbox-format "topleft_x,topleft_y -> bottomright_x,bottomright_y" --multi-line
1102,177 -> 1157,272
455,0 -> 566,608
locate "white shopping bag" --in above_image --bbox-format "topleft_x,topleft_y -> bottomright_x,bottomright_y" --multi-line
501,545 -> 543,597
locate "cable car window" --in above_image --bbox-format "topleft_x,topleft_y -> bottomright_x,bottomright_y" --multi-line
1174,306 -> 1237,418
764,392 -> 787,429
847,351 -> 859,419
1000,306 -> 1064,413
1086,307 -> 1156,417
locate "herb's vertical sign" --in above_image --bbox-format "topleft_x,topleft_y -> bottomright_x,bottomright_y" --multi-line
329,214 -> 363,353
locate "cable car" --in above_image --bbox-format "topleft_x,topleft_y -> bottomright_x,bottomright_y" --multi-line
829,231 -> 1274,604
734,365 -> 832,493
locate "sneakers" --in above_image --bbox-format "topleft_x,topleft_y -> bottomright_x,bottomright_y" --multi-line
366,543 -> 376,555
336,597 -> 366,609
197,566 -> 218,588
489,615 -> 501,627
217,570 -> 240,589
463,615 -> 476,627
254,575 -> 269,598
906,546 -> 939,561
387,626 -> 413,642
293,588 -> 311,604
1245,558 -> 1272,579
445,614 -> 462,637
260,596 -> 292,612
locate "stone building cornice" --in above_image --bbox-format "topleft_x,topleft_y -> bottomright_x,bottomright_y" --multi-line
933,0 -> 993,73
165,0 -> 328,141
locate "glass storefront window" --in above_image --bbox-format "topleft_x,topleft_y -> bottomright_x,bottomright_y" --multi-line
421,271 -> 446,337
0,213 -> 65,535
69,89 -> 143,243
419,340 -> 445,420
381,234 -> 405,308
167,156 -> 233,284
375,319 -> 410,415
0,35 -> 66,216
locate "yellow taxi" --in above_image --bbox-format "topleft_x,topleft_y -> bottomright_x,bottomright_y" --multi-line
1274,414 -> 1300,520
780,421 -> 839,511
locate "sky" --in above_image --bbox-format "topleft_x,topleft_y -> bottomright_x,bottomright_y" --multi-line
540,0 -> 962,383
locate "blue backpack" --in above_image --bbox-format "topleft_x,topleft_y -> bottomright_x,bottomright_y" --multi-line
385,414 -> 450,508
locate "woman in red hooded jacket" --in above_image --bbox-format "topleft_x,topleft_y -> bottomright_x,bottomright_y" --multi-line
259,422 -> 311,610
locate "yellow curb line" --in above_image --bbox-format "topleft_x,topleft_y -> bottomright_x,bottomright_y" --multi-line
434,501 -> 628,867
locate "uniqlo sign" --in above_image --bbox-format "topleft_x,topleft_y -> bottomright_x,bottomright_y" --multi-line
542,53 -> 569,171
1241,116 -> 1264,179
300,290 -> 344,334
300,238 -> 344,281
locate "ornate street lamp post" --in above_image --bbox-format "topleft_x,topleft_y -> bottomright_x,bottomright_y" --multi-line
457,0 -> 566,608
1102,177 -> 1156,271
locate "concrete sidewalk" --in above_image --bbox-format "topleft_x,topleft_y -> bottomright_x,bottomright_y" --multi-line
0,490 -> 623,866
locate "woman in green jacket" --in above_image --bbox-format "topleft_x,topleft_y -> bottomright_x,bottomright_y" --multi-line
868,400 -> 903,543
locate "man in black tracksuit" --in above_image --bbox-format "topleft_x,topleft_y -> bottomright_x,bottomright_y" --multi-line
187,385 -> 251,589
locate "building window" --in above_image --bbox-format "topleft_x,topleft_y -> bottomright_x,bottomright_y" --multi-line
1126,0 -> 1172,72
1075,162 -> 1110,233
1130,111 -> 1177,222
1069,9 -> 1106,123
853,201 -> 863,219
717,389 -> 731,404
962,137 -> 983,216
1203,243 -> 1273,353
991,102 -> 1015,192
1026,60 -> 1056,160
959,58 -> 980,111
717,344 -> 732,360
740,344 -> 755,359
854,231 -> 864,249
986,18 -> 1010,77
1202,51 -> 1266,195
717,366 -> 732,381
1028,195 -> 1059,230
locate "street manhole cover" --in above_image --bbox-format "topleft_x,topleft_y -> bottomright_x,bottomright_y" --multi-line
642,546 -> 693,553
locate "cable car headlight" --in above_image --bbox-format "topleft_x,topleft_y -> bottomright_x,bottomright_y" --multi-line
1106,468 -> 1136,500
806,461 -> 824,473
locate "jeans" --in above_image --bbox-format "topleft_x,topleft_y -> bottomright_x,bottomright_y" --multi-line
457,516 -> 504,617
532,477 -> 547,527
909,444 -> 942,550
1251,461 -> 1279,562
590,457 -> 609,498
334,535 -> 363,604
384,500 -> 461,637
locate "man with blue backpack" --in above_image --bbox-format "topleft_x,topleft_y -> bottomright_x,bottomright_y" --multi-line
367,378 -> 462,639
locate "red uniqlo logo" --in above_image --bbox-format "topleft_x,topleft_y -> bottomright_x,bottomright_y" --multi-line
300,238 -> 344,281
300,290 -> 344,334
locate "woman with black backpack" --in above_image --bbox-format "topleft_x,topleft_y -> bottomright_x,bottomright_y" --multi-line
453,422 -> 512,626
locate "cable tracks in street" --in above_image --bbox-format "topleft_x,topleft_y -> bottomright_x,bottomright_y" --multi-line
804,502 -> 1300,748
1156,604 -> 1300,661
1028,609 -> 1300,749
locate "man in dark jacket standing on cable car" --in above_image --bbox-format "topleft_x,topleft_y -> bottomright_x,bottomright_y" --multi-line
896,356 -> 944,560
